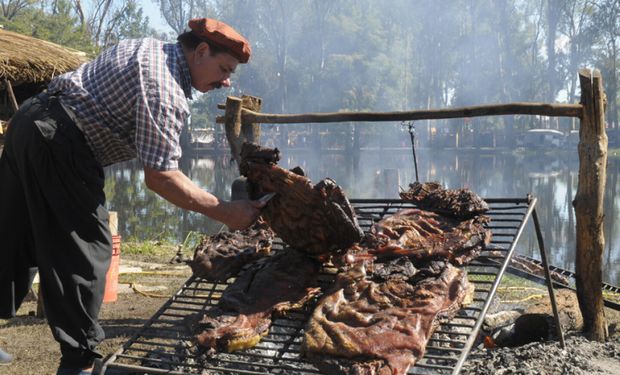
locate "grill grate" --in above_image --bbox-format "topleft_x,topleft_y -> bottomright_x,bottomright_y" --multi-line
99,197 -> 544,375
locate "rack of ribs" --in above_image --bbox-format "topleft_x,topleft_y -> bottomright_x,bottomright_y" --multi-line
302,260 -> 473,375
400,181 -> 489,219
193,250 -> 322,353
239,142 -> 364,257
366,208 -> 491,266
190,220 -> 274,282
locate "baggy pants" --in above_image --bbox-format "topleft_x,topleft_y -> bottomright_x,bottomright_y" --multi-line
0,92 -> 111,368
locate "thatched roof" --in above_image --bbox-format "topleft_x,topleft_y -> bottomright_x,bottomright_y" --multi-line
0,28 -> 88,85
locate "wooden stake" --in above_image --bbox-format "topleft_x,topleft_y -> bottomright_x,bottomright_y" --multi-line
223,96 -> 243,166
573,68 -> 608,341
4,79 -> 19,112
241,95 -> 262,143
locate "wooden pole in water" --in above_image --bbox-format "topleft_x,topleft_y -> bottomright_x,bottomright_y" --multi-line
573,68 -> 608,341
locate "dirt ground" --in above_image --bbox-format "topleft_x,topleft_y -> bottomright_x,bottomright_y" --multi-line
0,256 -> 193,375
2,255 -> 620,375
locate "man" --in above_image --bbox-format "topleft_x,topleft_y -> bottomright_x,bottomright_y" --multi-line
0,18 -> 263,375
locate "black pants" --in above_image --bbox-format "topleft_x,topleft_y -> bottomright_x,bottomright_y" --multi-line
0,92 -> 111,368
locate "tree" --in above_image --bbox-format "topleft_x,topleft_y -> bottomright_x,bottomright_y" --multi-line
3,0 -> 94,53
155,0 -> 214,34
559,0 -> 596,105
591,0 -> 619,128
68,0 -> 155,48
0,0 -> 33,21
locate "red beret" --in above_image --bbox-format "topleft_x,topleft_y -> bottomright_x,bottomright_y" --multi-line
188,18 -> 251,63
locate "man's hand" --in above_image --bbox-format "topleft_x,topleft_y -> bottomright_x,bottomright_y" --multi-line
218,199 -> 266,230
143,166 -> 266,231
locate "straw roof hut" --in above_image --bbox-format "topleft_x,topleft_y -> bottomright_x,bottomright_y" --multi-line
0,28 -> 89,122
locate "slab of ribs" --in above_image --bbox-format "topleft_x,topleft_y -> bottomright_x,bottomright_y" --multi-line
400,181 -> 489,219
238,142 -> 364,257
302,260 -> 473,375
365,208 -> 491,266
190,220 -> 274,282
193,250 -> 321,353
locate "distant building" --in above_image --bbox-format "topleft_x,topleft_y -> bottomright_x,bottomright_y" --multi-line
516,129 -> 565,149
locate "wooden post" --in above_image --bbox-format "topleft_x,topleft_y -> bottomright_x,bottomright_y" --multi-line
573,68 -> 608,341
223,96 -> 244,166
109,211 -> 118,236
4,79 -> 19,112
241,95 -> 262,144
36,284 -> 45,318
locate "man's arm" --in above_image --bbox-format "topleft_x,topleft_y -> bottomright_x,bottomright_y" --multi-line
143,165 -> 263,230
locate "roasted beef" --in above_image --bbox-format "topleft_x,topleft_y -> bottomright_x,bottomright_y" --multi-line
366,208 -> 491,266
193,250 -> 322,353
239,142 -> 364,256
190,221 -> 274,282
302,261 -> 472,375
400,181 -> 489,219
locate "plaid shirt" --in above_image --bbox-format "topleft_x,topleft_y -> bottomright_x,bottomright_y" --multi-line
48,38 -> 193,170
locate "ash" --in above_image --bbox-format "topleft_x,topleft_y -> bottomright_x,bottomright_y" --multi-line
462,333 -> 620,375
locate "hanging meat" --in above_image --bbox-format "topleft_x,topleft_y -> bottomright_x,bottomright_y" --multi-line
192,250 -> 322,353
302,260 -> 472,375
366,208 -> 491,266
400,181 -> 489,219
239,142 -> 364,256
190,220 -> 274,282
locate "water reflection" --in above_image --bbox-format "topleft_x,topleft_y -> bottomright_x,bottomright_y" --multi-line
104,149 -> 620,284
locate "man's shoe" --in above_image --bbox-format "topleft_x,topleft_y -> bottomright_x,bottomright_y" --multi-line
0,348 -> 12,364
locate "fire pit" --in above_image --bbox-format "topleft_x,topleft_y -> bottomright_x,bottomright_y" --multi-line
98,197 -> 558,374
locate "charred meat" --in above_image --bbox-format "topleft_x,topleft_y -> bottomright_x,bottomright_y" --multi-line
190,221 -> 274,282
193,250 -> 322,353
302,262 -> 472,375
400,181 -> 489,219
239,142 -> 364,256
366,208 -> 491,266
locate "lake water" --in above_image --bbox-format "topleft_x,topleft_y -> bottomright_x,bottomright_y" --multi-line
104,147 -> 620,285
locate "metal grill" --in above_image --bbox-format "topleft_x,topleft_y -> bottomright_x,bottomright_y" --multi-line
98,197 -> 554,375
504,254 -> 620,311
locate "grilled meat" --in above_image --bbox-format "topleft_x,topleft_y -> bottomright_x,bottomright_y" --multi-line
193,250 -> 322,353
239,142 -> 364,256
302,262 -> 472,375
366,208 -> 490,266
400,181 -> 489,219
190,221 -> 274,282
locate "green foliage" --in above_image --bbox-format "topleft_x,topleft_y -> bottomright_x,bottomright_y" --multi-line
2,0 -> 95,54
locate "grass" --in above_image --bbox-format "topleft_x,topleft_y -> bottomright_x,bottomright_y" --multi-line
120,231 -> 203,263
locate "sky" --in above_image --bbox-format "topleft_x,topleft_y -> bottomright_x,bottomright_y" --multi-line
140,0 -> 172,33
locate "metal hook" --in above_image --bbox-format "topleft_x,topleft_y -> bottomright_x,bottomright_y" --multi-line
401,121 -> 419,182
